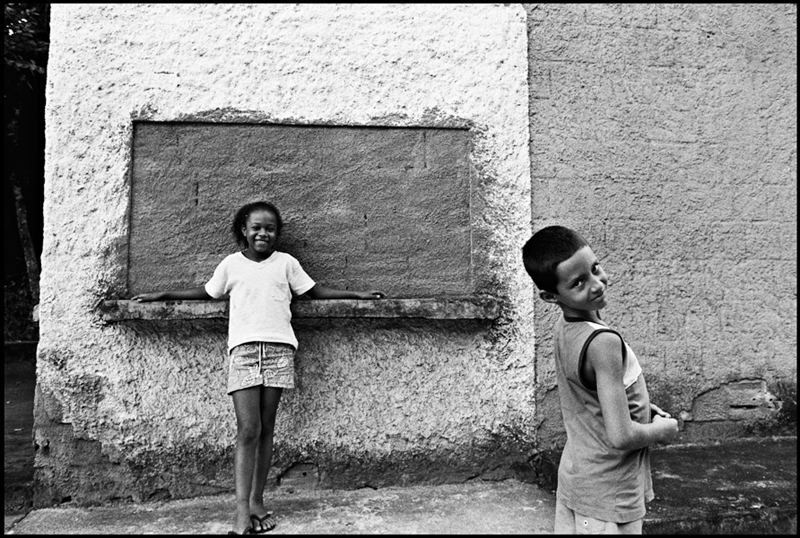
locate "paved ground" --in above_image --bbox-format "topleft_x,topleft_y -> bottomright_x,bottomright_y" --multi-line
5,355 -> 797,534
6,479 -> 555,535
4,359 -> 35,516
645,436 -> 797,534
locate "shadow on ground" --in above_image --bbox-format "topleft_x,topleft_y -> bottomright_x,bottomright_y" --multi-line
4,357 -> 35,516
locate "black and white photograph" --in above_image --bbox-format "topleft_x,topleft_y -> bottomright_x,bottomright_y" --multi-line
5,4 -> 796,534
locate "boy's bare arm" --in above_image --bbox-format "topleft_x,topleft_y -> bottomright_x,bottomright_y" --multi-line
131,287 -> 212,302
589,332 -> 679,451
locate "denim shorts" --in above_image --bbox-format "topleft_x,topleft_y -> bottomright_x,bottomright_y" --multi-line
227,342 -> 295,394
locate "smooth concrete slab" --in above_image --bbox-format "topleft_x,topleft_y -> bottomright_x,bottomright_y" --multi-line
5,479 -> 555,535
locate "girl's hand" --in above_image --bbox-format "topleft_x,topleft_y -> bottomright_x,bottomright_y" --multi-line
359,290 -> 386,300
304,285 -> 386,300
131,292 -> 162,302
650,403 -> 672,419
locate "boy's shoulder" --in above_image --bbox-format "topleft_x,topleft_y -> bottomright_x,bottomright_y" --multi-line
554,316 -> 624,355
555,315 -> 610,336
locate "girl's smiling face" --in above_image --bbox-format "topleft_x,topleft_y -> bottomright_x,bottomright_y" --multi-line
242,208 -> 279,260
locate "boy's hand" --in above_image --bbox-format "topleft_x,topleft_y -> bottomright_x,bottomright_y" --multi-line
652,414 -> 679,445
650,403 -> 672,419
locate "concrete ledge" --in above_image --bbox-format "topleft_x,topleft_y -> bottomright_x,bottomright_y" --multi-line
97,297 -> 502,322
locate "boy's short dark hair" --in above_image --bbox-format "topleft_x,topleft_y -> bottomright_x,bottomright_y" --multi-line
521,225 -> 589,294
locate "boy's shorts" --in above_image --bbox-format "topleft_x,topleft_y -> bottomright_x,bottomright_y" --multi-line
227,342 -> 295,395
554,499 -> 643,534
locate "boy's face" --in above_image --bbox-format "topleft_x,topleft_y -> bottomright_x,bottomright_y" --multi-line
242,208 -> 279,258
541,245 -> 608,316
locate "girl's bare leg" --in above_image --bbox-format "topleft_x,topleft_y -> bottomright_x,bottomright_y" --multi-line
231,386 -> 263,534
249,387 -> 282,532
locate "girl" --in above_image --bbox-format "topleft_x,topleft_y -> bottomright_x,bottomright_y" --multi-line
132,201 -> 384,534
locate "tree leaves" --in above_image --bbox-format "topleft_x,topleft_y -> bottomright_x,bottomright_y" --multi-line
4,3 -> 49,302
4,3 -> 50,78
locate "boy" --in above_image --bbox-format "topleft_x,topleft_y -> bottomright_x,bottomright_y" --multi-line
521,226 -> 678,534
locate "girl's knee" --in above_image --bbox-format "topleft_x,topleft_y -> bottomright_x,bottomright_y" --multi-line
237,422 -> 261,443
259,424 -> 277,442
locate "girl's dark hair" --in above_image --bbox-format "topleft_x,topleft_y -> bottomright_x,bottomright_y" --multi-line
232,201 -> 283,248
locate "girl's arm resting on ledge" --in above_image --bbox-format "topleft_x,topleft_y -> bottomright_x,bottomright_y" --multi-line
303,284 -> 385,300
131,287 -> 212,302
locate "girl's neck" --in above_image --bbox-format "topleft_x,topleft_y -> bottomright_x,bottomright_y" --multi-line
243,248 -> 275,262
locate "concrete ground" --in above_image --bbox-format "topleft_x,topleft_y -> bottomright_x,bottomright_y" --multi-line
4,354 -> 797,534
5,437 -> 797,535
645,436 -> 797,534
5,480 -> 554,535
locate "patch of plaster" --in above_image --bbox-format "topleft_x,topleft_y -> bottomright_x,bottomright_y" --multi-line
681,379 -> 782,423
175,107 -> 277,124
277,462 -> 320,491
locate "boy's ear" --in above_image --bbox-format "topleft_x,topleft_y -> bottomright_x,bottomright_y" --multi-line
539,290 -> 560,305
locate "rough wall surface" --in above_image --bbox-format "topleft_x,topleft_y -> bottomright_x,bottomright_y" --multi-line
37,4 -> 532,506
525,3 -> 797,448
128,123 -> 474,299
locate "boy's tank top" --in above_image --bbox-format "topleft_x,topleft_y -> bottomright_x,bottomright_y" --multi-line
553,315 -> 654,523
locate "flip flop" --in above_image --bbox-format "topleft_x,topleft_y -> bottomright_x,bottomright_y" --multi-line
250,512 -> 276,533
227,527 -> 255,535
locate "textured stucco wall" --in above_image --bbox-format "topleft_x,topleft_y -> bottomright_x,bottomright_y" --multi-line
525,3 -> 797,447
37,4 -> 532,506
37,2 -> 796,508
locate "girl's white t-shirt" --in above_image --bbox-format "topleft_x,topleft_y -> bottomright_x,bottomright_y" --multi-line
204,251 -> 316,352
